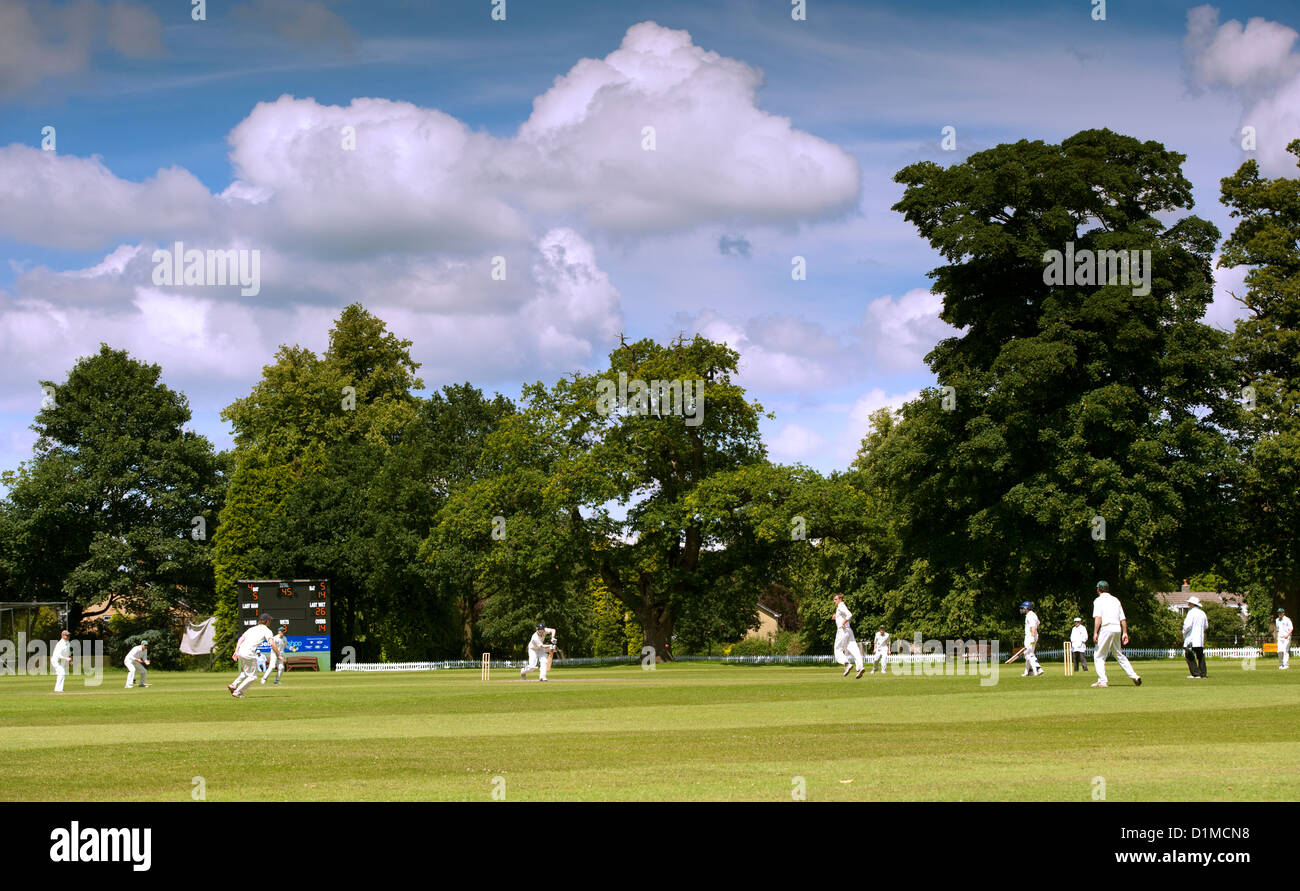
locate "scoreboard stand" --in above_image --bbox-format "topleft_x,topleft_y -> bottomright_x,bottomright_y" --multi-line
237,579 -> 332,670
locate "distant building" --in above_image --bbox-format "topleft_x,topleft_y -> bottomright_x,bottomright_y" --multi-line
1156,580 -> 1247,617
743,603 -> 782,642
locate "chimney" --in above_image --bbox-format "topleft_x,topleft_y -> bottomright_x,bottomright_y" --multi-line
1181,579 -> 1190,594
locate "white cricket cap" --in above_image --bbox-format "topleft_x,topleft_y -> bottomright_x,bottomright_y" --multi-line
1187,596 -> 1201,606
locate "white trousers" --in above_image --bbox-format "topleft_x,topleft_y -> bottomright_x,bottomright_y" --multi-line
870,649 -> 887,670
234,656 -> 260,692
260,653 -> 284,682
54,664 -> 67,692
1023,641 -> 1040,673
834,630 -> 863,671
124,660 -> 147,687
1280,637 -> 1291,669
1094,629 -> 1138,684
523,647 -> 551,680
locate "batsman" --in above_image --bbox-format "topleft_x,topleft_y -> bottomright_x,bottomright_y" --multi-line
521,623 -> 558,682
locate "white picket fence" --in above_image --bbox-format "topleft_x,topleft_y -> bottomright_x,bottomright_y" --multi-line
335,646 -> 1291,672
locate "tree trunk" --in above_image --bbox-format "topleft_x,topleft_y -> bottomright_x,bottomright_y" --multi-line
638,600 -> 674,662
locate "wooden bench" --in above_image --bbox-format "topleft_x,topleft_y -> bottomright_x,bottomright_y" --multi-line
285,654 -> 320,671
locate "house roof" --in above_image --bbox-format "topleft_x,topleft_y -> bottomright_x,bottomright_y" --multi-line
1155,590 -> 1244,610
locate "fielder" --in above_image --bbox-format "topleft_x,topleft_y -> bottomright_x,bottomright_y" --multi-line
52,630 -> 73,693
832,594 -> 865,679
229,614 -> 278,698
124,641 -> 149,688
1019,602 -> 1043,677
261,626 -> 288,684
1091,581 -> 1141,688
1277,608 -> 1293,670
521,623 -> 556,682
1070,617 -> 1089,673
870,625 -> 890,673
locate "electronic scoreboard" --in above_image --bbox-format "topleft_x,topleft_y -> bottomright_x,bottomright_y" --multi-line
237,579 -> 331,669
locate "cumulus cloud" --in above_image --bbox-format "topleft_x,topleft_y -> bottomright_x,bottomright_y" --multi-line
1184,6 -> 1300,176
0,21 -> 860,454
0,146 -> 214,251
516,22 -> 859,231
857,288 -> 957,373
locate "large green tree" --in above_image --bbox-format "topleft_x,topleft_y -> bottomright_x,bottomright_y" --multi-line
428,336 -> 839,660
873,129 -> 1236,640
212,305 -> 427,658
1218,138 -> 1300,624
0,345 -> 222,631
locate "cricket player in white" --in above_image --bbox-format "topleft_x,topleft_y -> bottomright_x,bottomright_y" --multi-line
124,642 -> 149,688
1277,608 -> 1293,670
871,626 -> 890,673
52,630 -> 72,693
1019,602 -> 1043,676
832,595 -> 864,679
1091,581 -> 1141,687
229,614 -> 277,698
1069,618 -> 1089,673
261,627 -> 288,684
521,624 -> 556,681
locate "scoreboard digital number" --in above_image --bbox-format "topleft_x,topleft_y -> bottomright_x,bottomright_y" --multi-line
237,579 -> 331,669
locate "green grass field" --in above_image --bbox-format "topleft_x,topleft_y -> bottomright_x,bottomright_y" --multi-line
3,660 -> 1298,801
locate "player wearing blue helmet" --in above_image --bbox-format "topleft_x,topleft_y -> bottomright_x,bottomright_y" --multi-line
1020,602 -> 1043,676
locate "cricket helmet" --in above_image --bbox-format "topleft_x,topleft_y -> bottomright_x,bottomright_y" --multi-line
1020,601 -> 1033,610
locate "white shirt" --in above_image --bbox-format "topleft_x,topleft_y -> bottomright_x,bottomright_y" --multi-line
237,624 -> 274,659
1278,617 -> 1294,640
834,603 -> 852,634
874,631 -> 890,652
528,628 -> 555,651
1093,592 -> 1126,632
1182,607 -> 1208,648
125,645 -> 148,665
1070,625 -> 1088,651
1023,611 -> 1039,645
52,639 -> 72,666
273,633 -> 288,655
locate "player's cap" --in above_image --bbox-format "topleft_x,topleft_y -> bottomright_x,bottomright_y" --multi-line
536,623 -> 545,630
1187,596 -> 1201,606
1073,617 -> 1082,622
1020,601 -> 1032,610
1279,607 -> 1287,614
258,612 -> 273,623
1096,580 -> 1109,590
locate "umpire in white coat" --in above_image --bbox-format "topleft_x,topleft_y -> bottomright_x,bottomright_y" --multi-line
1182,596 -> 1209,679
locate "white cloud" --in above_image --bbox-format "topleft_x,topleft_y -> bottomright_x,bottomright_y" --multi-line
0,146 -> 214,251
835,386 -> 922,464
767,423 -> 826,462
857,288 -> 957,373
1184,5 -> 1299,89
1184,6 -> 1300,177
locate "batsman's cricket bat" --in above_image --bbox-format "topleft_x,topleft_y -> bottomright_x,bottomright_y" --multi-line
1004,647 -> 1025,664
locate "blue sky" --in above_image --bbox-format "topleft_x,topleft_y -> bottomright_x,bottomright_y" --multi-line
2,0 -> 1298,477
